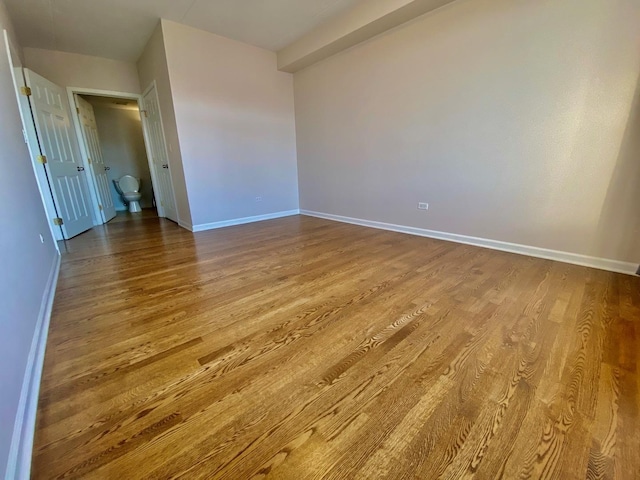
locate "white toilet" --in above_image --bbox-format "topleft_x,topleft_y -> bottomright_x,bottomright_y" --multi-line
113,175 -> 142,213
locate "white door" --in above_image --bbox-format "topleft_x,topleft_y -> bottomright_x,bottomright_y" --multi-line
25,69 -> 94,239
4,30 -> 60,243
142,84 -> 177,222
75,95 -> 116,223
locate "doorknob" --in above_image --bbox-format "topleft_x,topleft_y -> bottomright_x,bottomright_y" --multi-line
77,166 -> 85,171
105,166 -> 111,171
162,164 -> 169,169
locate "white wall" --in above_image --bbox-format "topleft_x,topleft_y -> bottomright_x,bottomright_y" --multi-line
23,47 -> 140,93
294,0 -> 640,264
0,1 -> 59,476
161,20 -> 299,228
90,104 -> 153,210
137,23 -> 192,226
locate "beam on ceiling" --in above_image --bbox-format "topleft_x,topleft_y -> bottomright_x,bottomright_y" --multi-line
277,0 -> 459,73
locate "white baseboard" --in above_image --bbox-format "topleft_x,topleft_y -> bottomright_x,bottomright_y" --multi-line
192,209 -> 300,233
300,210 -> 639,276
5,253 -> 61,480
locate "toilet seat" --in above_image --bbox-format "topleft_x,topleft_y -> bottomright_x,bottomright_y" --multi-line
119,175 -> 139,193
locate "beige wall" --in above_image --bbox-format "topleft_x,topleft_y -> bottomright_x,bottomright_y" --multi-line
0,1 -> 59,476
23,47 -> 140,93
137,23 -> 192,225
91,105 -> 154,210
161,20 -> 299,227
295,0 -> 640,264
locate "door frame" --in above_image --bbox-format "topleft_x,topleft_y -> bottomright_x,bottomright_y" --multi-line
140,81 -> 178,222
66,87 -> 164,222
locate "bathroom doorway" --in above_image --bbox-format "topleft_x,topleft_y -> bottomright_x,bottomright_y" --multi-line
75,94 -> 155,219
68,86 -> 178,230
5,32 -> 179,242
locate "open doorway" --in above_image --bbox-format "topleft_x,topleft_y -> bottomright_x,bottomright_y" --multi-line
67,84 -> 179,233
74,94 -> 156,221
5,26 -> 179,242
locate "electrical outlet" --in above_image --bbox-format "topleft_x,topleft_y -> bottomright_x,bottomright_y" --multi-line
418,202 -> 429,211
255,196 -> 263,202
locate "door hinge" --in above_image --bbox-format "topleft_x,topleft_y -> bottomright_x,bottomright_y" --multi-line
141,110 -> 148,118
98,205 -> 103,211
20,86 -> 32,96
53,217 -> 64,226
87,158 -> 92,164
76,107 -> 80,114
36,155 -> 47,164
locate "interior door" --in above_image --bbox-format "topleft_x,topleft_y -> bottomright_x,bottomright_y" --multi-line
24,69 -> 94,239
75,95 -> 116,223
3,30 -> 62,242
142,84 -> 177,222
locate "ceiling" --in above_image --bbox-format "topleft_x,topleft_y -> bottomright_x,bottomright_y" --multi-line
4,0 -> 361,62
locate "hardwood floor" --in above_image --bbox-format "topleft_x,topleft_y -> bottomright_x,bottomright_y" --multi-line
32,214 -> 640,479
108,208 -> 159,224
